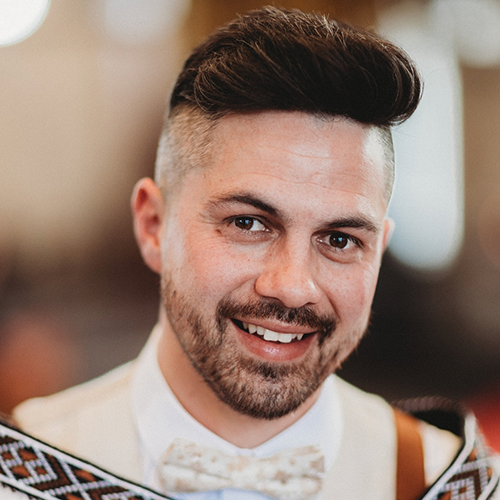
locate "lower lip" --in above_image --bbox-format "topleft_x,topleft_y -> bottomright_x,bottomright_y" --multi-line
232,321 -> 315,362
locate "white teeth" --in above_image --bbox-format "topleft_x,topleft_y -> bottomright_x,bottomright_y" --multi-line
263,330 -> 279,341
256,326 -> 266,336
278,333 -> 292,343
242,322 -> 307,343
248,323 -> 258,334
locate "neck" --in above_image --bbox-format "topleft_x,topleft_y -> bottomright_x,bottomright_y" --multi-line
156,315 -> 320,449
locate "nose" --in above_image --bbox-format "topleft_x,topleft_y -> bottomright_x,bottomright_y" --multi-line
254,242 -> 322,309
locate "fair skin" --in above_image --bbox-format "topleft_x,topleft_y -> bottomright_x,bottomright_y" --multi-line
132,111 -> 393,448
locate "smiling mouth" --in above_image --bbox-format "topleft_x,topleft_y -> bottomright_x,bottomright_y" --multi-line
232,319 -> 312,344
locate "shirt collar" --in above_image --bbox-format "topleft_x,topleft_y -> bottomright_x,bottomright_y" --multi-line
131,325 -> 343,489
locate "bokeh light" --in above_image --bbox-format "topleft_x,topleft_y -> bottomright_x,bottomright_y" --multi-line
0,0 -> 50,46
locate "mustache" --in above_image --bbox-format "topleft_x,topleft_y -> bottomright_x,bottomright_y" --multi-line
216,297 -> 336,342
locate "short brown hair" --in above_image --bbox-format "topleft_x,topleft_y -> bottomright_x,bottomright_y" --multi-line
170,6 -> 421,125
156,6 -> 421,198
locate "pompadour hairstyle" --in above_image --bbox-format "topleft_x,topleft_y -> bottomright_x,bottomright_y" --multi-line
155,6 -> 422,199
169,6 -> 421,125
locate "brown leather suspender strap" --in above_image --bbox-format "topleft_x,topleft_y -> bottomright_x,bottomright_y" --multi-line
394,408 -> 426,500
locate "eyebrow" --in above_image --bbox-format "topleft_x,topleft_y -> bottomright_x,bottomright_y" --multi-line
206,193 -> 283,219
323,216 -> 380,234
206,192 -> 380,234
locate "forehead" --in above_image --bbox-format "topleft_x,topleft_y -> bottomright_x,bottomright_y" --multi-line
197,111 -> 388,211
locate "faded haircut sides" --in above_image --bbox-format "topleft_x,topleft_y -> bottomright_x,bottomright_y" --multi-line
155,6 -> 422,199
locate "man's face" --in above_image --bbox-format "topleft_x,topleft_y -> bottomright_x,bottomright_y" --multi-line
155,111 -> 391,420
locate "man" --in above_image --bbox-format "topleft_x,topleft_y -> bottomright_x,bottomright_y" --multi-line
6,6 -> 499,500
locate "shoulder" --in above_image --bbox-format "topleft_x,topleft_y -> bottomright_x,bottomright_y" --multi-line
335,379 -> 463,467
395,397 -> 500,499
0,416 -> 168,500
324,378 -> 500,499
14,361 -> 135,436
12,361 -> 141,479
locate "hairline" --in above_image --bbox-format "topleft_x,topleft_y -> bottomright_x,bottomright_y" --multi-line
155,105 -> 395,204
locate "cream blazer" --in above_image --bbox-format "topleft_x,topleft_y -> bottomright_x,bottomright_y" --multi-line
13,359 -> 454,500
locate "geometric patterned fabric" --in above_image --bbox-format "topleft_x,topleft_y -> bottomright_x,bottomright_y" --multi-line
1,407 -> 498,500
395,399 -> 500,500
422,430 -> 498,500
0,418 -> 173,500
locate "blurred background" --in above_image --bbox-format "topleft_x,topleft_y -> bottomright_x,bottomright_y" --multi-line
0,0 -> 499,449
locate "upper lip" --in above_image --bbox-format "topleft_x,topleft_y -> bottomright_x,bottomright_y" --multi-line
233,317 -> 317,335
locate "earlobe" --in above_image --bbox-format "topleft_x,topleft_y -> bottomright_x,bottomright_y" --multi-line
131,178 -> 165,274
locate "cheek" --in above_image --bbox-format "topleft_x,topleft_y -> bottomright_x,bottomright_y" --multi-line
170,230 -> 258,299
327,265 -> 381,322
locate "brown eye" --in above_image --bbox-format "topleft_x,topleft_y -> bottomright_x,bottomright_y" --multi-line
234,217 -> 255,230
329,232 -> 349,249
232,217 -> 267,232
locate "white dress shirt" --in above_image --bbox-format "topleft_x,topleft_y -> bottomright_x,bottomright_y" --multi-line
130,325 -> 343,500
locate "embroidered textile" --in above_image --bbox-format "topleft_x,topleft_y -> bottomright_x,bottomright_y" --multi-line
0,419 -> 172,500
2,403 -> 499,500
396,398 -> 499,500
423,421 -> 497,500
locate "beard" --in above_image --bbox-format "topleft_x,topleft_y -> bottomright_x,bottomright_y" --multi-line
161,278 -> 366,420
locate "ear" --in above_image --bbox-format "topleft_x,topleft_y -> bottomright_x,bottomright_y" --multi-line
382,217 -> 395,251
131,178 -> 165,274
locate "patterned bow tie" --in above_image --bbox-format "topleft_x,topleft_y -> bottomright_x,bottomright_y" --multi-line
157,438 -> 325,500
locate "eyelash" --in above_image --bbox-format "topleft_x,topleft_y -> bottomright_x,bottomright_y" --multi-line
228,216 -> 362,251
228,216 -> 268,232
321,231 -> 362,251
